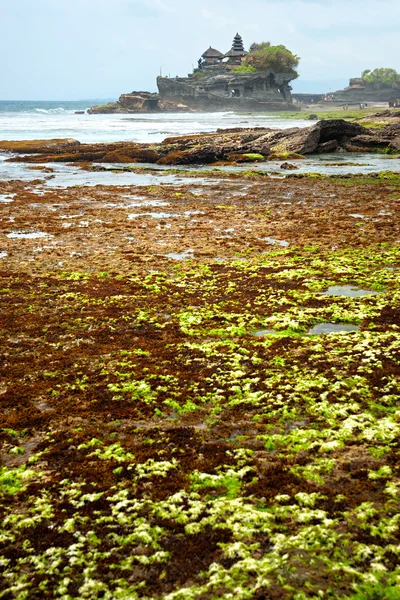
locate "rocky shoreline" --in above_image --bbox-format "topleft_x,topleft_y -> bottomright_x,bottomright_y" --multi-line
1,118 -> 399,168
2,104 -> 400,600
1,145 -> 400,599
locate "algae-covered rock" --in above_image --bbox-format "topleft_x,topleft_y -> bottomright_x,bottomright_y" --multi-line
228,153 -> 265,162
0,139 -> 80,153
3,119 -> 400,167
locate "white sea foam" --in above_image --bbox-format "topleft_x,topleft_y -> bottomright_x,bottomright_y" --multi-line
35,108 -> 67,114
0,102 -> 312,144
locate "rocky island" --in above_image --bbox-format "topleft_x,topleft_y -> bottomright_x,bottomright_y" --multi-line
332,68 -> 400,105
89,34 -> 298,114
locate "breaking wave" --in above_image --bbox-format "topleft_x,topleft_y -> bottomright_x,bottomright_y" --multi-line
35,108 -> 68,114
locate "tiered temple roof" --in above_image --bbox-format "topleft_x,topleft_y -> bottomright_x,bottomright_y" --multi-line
224,33 -> 248,58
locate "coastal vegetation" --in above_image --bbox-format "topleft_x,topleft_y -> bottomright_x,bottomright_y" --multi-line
232,63 -> 257,73
246,42 -> 300,79
359,68 -> 400,88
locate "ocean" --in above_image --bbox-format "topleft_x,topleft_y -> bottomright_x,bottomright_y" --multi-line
0,100 -> 311,144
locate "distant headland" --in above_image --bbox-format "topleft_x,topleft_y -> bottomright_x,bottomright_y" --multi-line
88,33 -> 300,114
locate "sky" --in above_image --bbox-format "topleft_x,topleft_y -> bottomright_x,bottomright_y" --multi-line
1,0 -> 400,100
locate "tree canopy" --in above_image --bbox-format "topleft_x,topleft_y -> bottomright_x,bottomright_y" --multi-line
361,68 -> 400,88
246,42 -> 300,78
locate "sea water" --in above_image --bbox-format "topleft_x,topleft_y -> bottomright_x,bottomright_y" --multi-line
0,100 -> 310,144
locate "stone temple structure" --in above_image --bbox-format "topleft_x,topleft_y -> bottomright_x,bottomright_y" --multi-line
156,33 -> 297,111
89,34 -> 298,113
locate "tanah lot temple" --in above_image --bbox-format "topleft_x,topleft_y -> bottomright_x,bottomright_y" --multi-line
156,33 -> 296,111
88,33 -> 298,114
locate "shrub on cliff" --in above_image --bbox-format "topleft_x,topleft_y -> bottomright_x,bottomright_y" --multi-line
232,62 -> 257,73
360,68 -> 400,88
247,42 -> 300,78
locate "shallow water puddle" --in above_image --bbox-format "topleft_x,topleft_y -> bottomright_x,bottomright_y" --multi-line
164,250 -> 195,260
260,237 -> 289,247
128,200 -> 170,208
322,285 -> 380,297
129,210 -> 203,220
251,329 -> 278,336
6,231 -> 52,239
106,199 -> 170,209
128,212 -> 180,219
36,400 -> 54,412
308,323 -> 359,335
0,194 -> 15,203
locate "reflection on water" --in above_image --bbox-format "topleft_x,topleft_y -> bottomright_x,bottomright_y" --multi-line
308,323 -> 359,335
0,194 -> 15,203
1,152 -> 399,188
251,329 -> 277,336
260,237 -> 289,247
322,285 -> 380,298
198,153 -> 400,176
164,250 -> 195,260
6,231 -> 51,239
0,158 -> 229,188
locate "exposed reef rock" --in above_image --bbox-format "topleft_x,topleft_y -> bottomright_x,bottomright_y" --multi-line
1,119 -> 399,167
0,138 -> 81,153
87,92 -> 194,114
88,92 -> 161,114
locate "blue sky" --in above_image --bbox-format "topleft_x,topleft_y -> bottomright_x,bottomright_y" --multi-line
1,0 -> 399,100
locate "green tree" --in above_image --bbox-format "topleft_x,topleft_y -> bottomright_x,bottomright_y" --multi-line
361,68 -> 400,88
247,42 -> 300,78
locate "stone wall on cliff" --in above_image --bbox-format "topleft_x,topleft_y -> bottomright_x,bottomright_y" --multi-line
157,70 -> 296,111
332,82 -> 400,103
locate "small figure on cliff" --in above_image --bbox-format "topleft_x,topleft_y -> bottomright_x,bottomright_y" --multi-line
198,58 -> 203,70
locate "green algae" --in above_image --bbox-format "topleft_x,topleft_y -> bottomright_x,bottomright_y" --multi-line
1,241 -> 400,598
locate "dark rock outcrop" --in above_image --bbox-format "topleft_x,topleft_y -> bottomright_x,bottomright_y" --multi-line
1,119 -> 399,167
88,93 -> 161,114
156,71 -> 297,112
280,162 -> 298,170
119,92 -> 159,112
